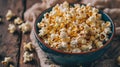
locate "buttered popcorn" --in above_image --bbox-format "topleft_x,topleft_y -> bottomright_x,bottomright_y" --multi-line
23,42 -> 35,51
23,51 -> 34,63
6,10 -> 15,20
8,24 -> 16,33
14,17 -> 23,25
19,22 -> 31,33
37,2 -> 112,53
1,57 -> 12,65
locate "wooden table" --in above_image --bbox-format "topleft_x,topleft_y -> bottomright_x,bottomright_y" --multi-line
0,0 -> 120,67
0,0 -> 40,67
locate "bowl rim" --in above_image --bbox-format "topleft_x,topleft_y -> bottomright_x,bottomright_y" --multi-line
34,4 -> 115,55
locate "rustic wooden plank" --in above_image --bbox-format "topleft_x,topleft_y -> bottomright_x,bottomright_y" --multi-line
19,35 -> 40,67
19,0 -> 40,67
0,0 -> 23,67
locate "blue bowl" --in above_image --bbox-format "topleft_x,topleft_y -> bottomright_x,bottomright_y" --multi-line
34,5 -> 115,66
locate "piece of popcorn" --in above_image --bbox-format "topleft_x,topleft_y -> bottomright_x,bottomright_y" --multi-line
72,48 -> 81,53
70,39 -> 78,48
57,42 -> 67,50
38,27 -> 47,37
37,22 -> 44,28
23,51 -> 34,63
0,18 -> 2,22
14,17 -> 23,25
81,45 -> 90,51
6,10 -> 15,20
60,31 -> 68,39
50,42 -> 58,48
117,56 -> 120,65
50,33 -> 58,40
80,39 -> 87,45
105,21 -> 111,27
23,42 -> 34,51
8,24 -> 16,33
104,27 -> 111,34
18,22 -> 31,33
9,64 -> 14,67
92,7 -> 99,13
86,3 -> 92,7
95,41 -> 103,48
100,32 -> 107,41
1,57 -> 12,65
49,64 -> 59,67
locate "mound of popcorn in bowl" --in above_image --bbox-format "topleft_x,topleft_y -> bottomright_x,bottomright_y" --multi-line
37,2 -> 112,53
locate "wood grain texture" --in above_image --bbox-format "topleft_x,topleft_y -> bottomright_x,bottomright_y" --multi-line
0,0 -> 23,67
19,0 -> 40,67
19,34 -> 40,67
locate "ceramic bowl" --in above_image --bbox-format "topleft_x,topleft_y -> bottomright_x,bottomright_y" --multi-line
34,4 -> 115,66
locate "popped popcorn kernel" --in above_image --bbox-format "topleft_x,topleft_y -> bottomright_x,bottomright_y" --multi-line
14,17 -> 23,25
117,56 -> 120,65
1,57 -> 12,65
8,24 -> 16,33
0,18 -> 2,22
6,10 -> 15,20
23,51 -> 34,63
19,22 -> 31,33
23,42 -> 35,51
37,2 -> 112,53
9,64 -> 14,67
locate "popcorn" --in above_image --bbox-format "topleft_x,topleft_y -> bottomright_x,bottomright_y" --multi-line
38,27 -> 47,36
60,31 -> 68,39
0,18 -> 2,22
57,42 -> 68,50
50,64 -> 59,67
72,48 -> 81,53
37,2 -> 112,53
23,42 -> 34,51
23,51 -> 34,63
70,39 -> 78,48
6,10 -> 15,20
117,56 -> 120,65
19,22 -> 31,33
1,57 -> 12,65
95,41 -> 103,48
9,64 -> 14,67
14,17 -> 23,25
8,24 -> 16,33
81,45 -> 90,51
50,33 -> 58,40
105,21 -> 111,27
100,32 -> 107,41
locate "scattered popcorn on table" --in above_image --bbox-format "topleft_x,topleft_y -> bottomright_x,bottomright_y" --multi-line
23,51 -> 34,63
117,56 -> 120,65
37,2 -> 112,53
0,17 -> 2,22
8,24 -> 16,33
9,64 -> 14,67
14,17 -> 23,25
6,10 -> 15,20
1,57 -> 12,65
18,22 -> 31,33
23,42 -> 34,51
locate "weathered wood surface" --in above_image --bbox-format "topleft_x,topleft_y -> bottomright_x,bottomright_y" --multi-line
18,0 -> 41,67
0,0 -> 40,67
0,0 -> 120,67
0,0 -> 23,67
